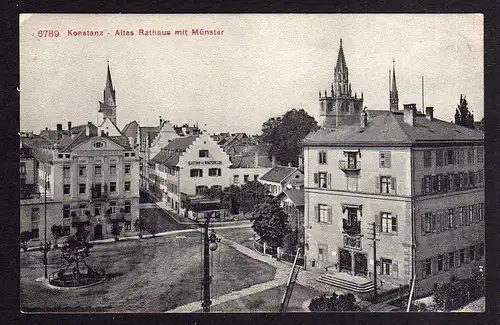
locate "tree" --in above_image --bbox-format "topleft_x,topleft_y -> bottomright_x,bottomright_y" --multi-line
261,109 -> 319,166
110,221 -> 122,241
134,218 -> 147,238
309,293 -> 362,311
58,235 -> 96,284
51,224 -> 63,248
454,94 -> 475,129
239,181 -> 268,215
251,197 -> 289,248
20,230 -> 33,252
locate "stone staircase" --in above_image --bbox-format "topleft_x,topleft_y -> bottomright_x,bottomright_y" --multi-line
316,273 -> 375,293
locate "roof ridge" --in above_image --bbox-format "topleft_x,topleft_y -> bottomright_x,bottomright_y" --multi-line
62,130 -> 86,151
387,112 -> 412,142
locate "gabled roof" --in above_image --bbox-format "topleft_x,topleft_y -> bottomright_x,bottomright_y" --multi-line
305,110 -> 484,146
164,136 -> 197,151
150,151 -> 181,167
260,166 -> 298,183
56,131 -> 131,152
98,118 -> 123,136
277,189 -> 304,207
122,120 -> 140,137
149,136 -> 198,167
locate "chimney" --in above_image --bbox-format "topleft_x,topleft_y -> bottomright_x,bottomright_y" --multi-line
360,109 -> 368,128
287,162 -> 292,167
56,124 -> 63,140
425,107 -> 434,121
86,122 -> 92,136
403,104 -> 416,126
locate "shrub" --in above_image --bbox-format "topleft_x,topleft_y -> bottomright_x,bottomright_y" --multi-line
20,230 -> 33,252
434,267 -> 485,310
309,293 -> 362,312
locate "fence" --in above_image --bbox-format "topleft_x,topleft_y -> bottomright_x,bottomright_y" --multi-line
278,250 -> 305,267
253,238 -> 277,257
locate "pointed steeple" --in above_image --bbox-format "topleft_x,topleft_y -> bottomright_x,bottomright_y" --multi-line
99,61 -> 117,125
335,39 -> 347,71
334,39 -> 349,96
390,58 -> 399,112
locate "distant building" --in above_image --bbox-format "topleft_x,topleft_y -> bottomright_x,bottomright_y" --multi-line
259,165 -> 304,196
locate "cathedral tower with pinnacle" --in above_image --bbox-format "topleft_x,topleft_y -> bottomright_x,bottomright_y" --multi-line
390,59 -> 399,112
98,61 -> 117,126
319,39 -> 363,129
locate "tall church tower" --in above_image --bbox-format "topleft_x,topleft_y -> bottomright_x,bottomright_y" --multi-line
98,61 -> 117,125
319,39 -> 363,129
390,59 -> 399,112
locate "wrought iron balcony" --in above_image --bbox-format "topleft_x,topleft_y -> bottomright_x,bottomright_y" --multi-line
343,234 -> 362,250
342,219 -> 361,235
339,160 -> 361,172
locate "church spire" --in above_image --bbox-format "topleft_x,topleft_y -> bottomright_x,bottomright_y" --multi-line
390,58 -> 399,112
335,38 -> 348,72
334,39 -> 349,96
99,61 -> 117,125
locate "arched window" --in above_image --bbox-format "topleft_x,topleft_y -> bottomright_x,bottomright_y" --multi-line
340,101 -> 349,114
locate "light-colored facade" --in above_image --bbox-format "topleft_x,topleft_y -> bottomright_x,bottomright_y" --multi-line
259,166 -> 304,196
304,106 -> 484,297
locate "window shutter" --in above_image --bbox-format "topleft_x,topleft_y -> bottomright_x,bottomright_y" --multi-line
327,206 -> 332,224
391,177 -> 396,193
314,173 -> 318,184
200,170 -> 203,177
328,173 -> 332,188
443,151 -> 448,165
386,153 -> 391,168
218,169 -> 221,176
421,215 -> 425,235
436,212 -> 442,232
392,262 -> 398,278
392,215 -> 398,232
375,176 -> 380,192
421,177 -> 426,195
375,213 -> 381,232
314,206 -> 319,222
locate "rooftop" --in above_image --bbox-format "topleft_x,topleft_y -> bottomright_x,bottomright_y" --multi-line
260,165 -> 298,183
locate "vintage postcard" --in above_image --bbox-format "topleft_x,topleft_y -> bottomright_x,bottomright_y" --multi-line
20,14 -> 484,313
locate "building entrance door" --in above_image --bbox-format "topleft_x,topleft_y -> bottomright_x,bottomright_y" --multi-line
339,249 -> 352,273
94,224 -> 103,240
354,252 -> 368,276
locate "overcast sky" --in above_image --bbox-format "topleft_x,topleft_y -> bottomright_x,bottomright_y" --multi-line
20,14 -> 483,135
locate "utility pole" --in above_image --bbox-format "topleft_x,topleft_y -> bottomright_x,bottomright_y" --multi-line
43,170 -> 48,278
367,221 -> 378,300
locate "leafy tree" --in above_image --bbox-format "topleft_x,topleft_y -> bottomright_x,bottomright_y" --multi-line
261,109 -> 319,166
59,235 -> 94,282
134,218 -> 147,238
454,94 -> 475,129
51,224 -> 63,248
110,221 -> 122,241
251,197 -> 289,248
309,293 -> 362,311
222,185 -> 241,215
20,230 -> 33,252
239,181 -> 268,214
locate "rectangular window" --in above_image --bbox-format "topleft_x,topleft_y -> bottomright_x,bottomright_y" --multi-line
318,172 -> 328,188
437,254 -> 444,272
381,258 -> 392,275
110,182 -> 116,192
58,154 -> 63,159
380,176 -> 391,194
209,168 -> 221,177
190,169 -> 203,177
423,259 -> 432,277
79,166 -> 86,176
254,175 -> 259,181
468,171 -> 475,188
63,166 -> 70,178
318,204 -> 329,223
244,175 -> 249,182
196,185 -> 208,195
124,200 -> 131,213
63,205 -> 70,218
478,203 -> 484,221
457,150 -> 465,165
65,154 -> 70,158
458,207 -> 465,226
199,150 -> 209,158
447,173 -> 454,192
448,209 -> 454,228
109,201 -> 117,213
479,243 -> 484,258
318,151 -> 327,164
424,213 -> 432,234
124,181 -> 131,192
467,205 -> 474,225
125,153 -> 130,157
477,148 -> 483,163
423,175 -> 431,194
63,184 -> 71,195
380,213 -> 397,233
110,164 -> 116,175
318,244 -> 328,262
131,152 -> 135,157
124,164 -> 131,174
346,176 -> 358,192
447,150 -> 455,165
233,175 -> 239,184
436,174 -> 443,192
468,149 -> 475,164
380,151 -> 391,168
436,150 -> 443,166
79,183 -> 86,194
477,169 -> 484,186
423,150 -> 432,168
459,249 -> 465,265
469,245 -> 475,261
346,152 -> 358,169
31,208 -> 40,239
20,162 -> 26,174
94,165 -> 102,176
94,204 -> 101,216
448,252 -> 455,269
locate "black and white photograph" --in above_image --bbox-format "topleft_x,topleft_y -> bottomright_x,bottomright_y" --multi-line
19,14 -> 484,313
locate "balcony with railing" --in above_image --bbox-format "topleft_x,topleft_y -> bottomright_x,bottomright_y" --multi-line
338,160 -> 361,172
91,185 -> 108,201
342,219 -> 361,235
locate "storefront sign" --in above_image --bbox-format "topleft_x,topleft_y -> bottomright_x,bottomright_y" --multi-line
188,160 -> 222,165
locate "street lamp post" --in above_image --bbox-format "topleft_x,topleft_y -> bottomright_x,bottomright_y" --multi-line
43,169 -> 50,278
201,215 -> 220,313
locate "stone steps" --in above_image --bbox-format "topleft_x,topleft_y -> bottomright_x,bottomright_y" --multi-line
316,273 -> 375,293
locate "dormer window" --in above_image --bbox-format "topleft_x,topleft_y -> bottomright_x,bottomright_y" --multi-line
125,153 -> 130,157
93,141 -> 104,148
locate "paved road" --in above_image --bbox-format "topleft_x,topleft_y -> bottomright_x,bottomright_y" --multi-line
139,205 -> 196,232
